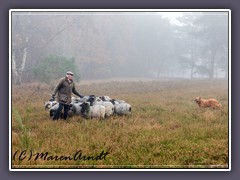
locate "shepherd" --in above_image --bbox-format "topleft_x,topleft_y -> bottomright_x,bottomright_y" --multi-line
50,71 -> 84,120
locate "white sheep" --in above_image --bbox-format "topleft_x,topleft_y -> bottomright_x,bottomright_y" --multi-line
113,102 -> 132,115
87,95 -> 114,117
80,102 -> 106,119
94,101 -> 114,117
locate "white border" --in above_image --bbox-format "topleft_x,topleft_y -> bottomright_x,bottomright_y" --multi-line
9,9 -> 12,172
228,9 -> 231,172
9,9 -> 231,172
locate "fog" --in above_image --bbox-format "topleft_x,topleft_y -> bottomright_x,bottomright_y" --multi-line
11,11 -> 229,85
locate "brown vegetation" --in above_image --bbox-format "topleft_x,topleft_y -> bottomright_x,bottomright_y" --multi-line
11,79 -> 229,169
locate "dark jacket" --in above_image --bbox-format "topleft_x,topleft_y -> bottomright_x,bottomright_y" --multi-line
52,76 -> 82,105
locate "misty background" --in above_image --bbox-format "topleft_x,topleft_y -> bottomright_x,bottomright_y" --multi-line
11,11 -> 229,85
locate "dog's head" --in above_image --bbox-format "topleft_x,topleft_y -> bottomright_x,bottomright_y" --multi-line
194,97 -> 201,103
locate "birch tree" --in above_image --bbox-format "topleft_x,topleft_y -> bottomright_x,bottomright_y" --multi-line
12,13 -> 31,85
11,13 -> 78,84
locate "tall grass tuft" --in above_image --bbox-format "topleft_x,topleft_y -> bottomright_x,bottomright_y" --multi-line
12,107 -> 32,149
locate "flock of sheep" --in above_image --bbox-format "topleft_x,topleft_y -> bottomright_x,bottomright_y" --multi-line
44,94 -> 222,120
44,95 -> 132,120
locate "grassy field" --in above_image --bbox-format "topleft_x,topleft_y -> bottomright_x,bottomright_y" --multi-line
11,79 -> 229,169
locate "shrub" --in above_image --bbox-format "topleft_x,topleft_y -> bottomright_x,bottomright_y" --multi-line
33,55 -> 79,84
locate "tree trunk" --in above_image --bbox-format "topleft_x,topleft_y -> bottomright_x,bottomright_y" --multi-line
12,37 -> 29,85
12,50 -> 19,85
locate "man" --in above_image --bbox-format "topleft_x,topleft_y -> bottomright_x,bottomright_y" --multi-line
50,71 -> 83,120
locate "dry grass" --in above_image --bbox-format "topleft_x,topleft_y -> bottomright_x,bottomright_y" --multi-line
11,79 -> 229,169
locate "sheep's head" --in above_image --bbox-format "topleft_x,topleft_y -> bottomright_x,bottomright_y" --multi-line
87,95 -> 96,105
80,102 -> 90,118
101,95 -> 111,101
110,99 -> 115,105
44,102 -> 52,110
45,101 -> 58,110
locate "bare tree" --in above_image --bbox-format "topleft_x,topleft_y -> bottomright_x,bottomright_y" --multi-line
12,13 -> 31,85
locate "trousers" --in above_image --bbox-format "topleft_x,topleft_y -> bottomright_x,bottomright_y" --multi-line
52,103 -> 70,120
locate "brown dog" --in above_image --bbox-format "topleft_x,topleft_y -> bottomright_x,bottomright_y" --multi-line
194,97 -> 222,109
